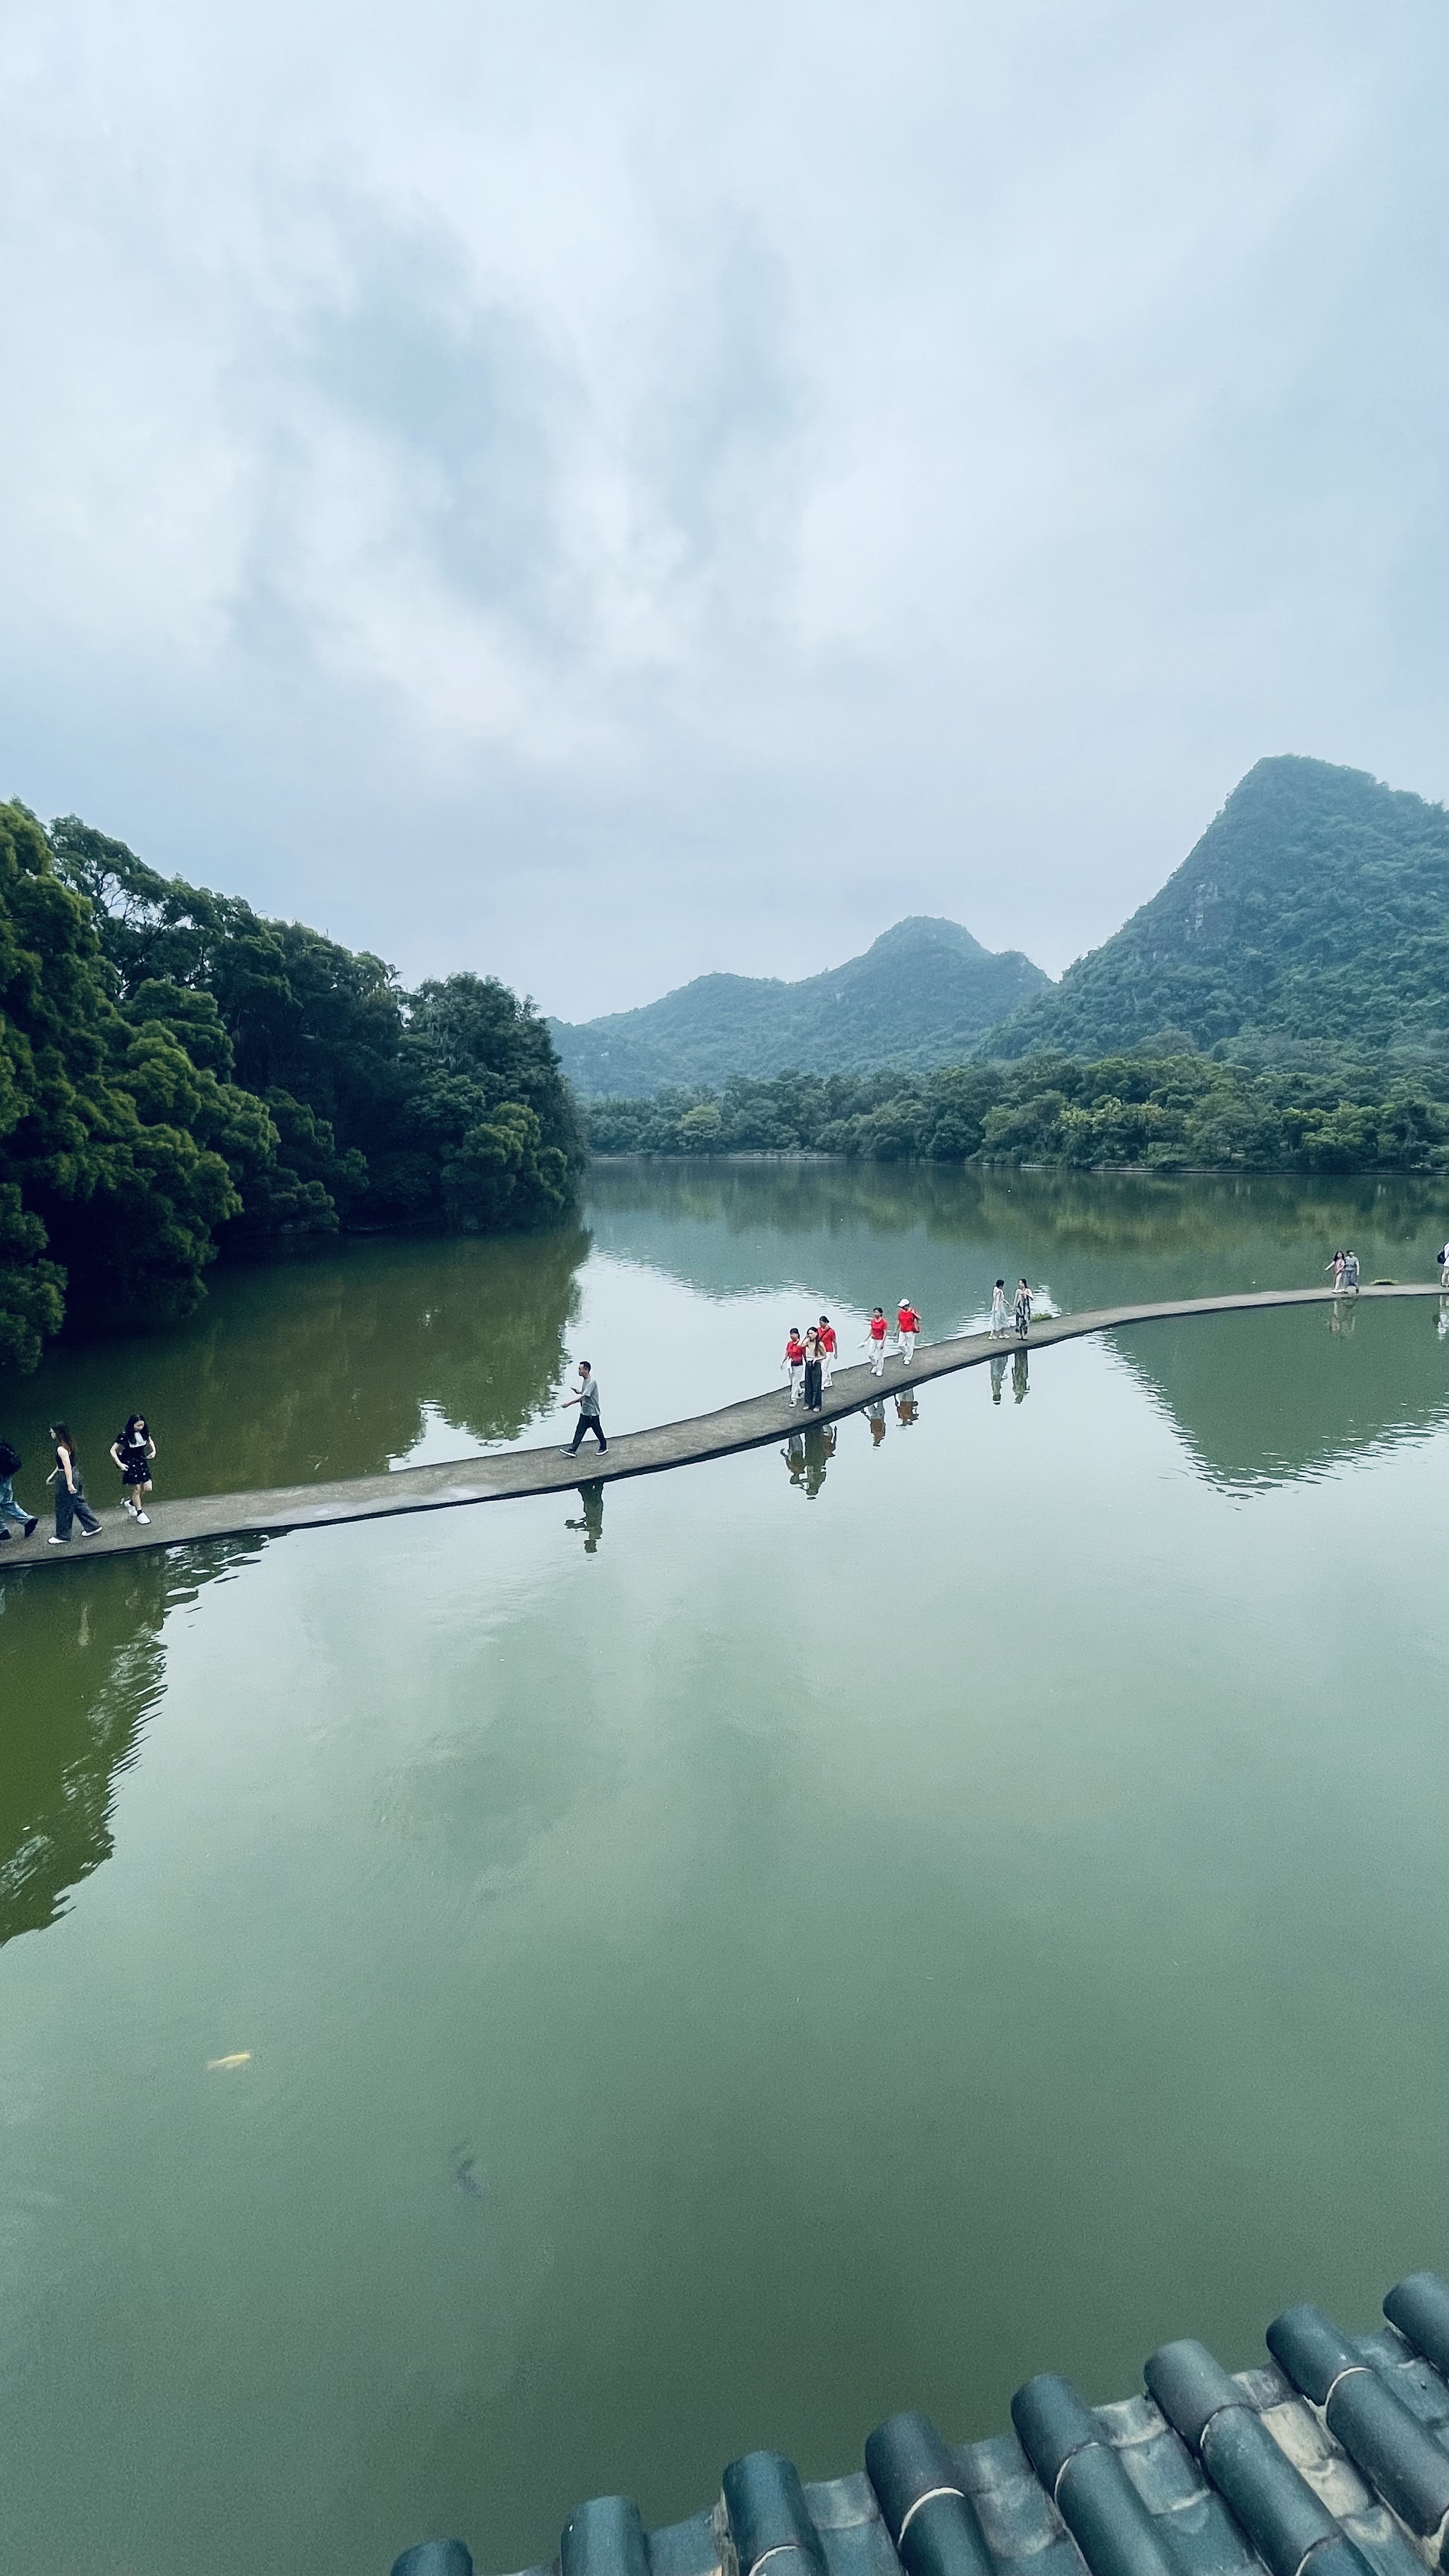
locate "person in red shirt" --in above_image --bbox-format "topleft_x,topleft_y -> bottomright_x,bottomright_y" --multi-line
896,1298 -> 921,1364
865,1307 -> 888,1376
781,1327 -> 807,1403
816,1314 -> 837,1389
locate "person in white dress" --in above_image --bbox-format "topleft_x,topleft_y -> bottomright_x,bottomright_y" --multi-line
990,1280 -> 1009,1337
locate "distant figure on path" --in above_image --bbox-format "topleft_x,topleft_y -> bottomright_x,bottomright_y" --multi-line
990,1280 -> 1009,1337
1438,1241 -> 1449,1287
816,1315 -> 837,1389
802,1327 -> 824,1413
782,1326 -> 806,1403
866,1307 -> 888,1376
896,1298 -> 920,1364
46,1423 -> 102,1543
1326,1250 -> 1346,1290
0,1437 -> 38,1544
110,1413 -> 157,1524
1342,1248 -> 1360,1291
562,1362 -> 608,1457
1014,1278 -> 1032,1338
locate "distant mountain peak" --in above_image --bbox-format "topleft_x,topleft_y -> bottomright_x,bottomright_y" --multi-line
985,755 -> 1448,1061
550,916 -> 1050,1095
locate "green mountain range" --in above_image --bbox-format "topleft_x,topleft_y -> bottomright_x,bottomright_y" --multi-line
548,916 -> 1049,1096
990,755 -> 1448,1061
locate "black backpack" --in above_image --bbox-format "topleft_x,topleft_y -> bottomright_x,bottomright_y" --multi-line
0,1440 -> 22,1477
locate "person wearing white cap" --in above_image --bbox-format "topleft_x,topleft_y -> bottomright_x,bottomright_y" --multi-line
896,1296 -> 921,1365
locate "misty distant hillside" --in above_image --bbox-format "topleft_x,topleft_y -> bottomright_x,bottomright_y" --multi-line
550,916 -> 1050,1095
986,756 -> 1449,1061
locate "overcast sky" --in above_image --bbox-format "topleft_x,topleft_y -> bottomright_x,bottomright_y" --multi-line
2,1 -> 1445,1022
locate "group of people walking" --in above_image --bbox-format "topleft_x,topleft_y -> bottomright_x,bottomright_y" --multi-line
1326,1249 -> 1361,1292
781,1301 -> 923,1409
0,1415 -> 157,1547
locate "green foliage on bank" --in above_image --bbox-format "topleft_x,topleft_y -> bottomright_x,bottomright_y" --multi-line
585,1052 -> 1449,1176
1,804 -> 583,1369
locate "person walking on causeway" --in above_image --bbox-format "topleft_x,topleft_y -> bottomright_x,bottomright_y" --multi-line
866,1307 -> 889,1376
990,1280 -> 1009,1337
0,1436 -> 38,1543
802,1327 -> 824,1413
896,1298 -> 921,1364
1014,1278 -> 1033,1338
110,1414 -> 157,1524
782,1326 -> 807,1403
816,1315 -> 837,1390
562,1362 -> 608,1457
46,1423 -> 102,1543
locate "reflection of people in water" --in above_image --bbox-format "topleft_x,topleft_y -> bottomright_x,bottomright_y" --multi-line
989,1351 -> 1008,1406
1013,1347 -> 1029,1402
781,1432 -> 807,1488
1329,1297 -> 1356,1337
866,1399 -> 887,1447
803,1423 -> 836,1498
894,1389 -> 918,1429
564,1481 -> 606,1553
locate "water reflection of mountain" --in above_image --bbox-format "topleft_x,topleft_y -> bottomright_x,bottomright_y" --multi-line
1,1225 -> 590,1499
0,1547 -> 253,1947
1113,1300 -> 1449,1490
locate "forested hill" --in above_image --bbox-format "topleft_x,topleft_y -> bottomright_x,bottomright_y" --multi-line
549,916 -> 1049,1095
986,756 -> 1449,1061
0,806 -> 583,1371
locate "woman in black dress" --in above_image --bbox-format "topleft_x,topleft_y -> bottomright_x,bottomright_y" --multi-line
110,1414 -> 157,1524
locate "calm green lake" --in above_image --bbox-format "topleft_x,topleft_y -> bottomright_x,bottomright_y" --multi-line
1,1164 -> 1446,2576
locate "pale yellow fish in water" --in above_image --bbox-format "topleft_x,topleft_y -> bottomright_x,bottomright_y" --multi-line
206,2052 -> 252,2071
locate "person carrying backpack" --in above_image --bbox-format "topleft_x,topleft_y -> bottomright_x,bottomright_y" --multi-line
0,1437 -> 39,1543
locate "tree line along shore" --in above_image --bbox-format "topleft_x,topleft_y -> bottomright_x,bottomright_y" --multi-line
583,1059 -> 1449,1173
4,792 -> 1446,1377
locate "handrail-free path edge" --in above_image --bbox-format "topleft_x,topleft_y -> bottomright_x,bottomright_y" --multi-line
13,1284 -> 1443,1567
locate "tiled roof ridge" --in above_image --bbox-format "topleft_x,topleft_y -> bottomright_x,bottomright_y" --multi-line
392,2271 -> 1449,2576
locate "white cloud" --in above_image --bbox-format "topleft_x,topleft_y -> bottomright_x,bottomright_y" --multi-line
0,0 -> 1443,1013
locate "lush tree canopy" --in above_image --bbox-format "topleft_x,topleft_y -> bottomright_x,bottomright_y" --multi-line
585,1053 -> 1449,1176
1,806 -> 583,1368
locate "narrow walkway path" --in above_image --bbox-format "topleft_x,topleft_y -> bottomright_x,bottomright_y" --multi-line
12,1284 -> 1442,1567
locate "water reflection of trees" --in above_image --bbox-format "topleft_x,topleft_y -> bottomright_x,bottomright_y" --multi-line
586,1157 -> 1443,1265
0,1545 -> 254,1947
1,1225 -> 590,1499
